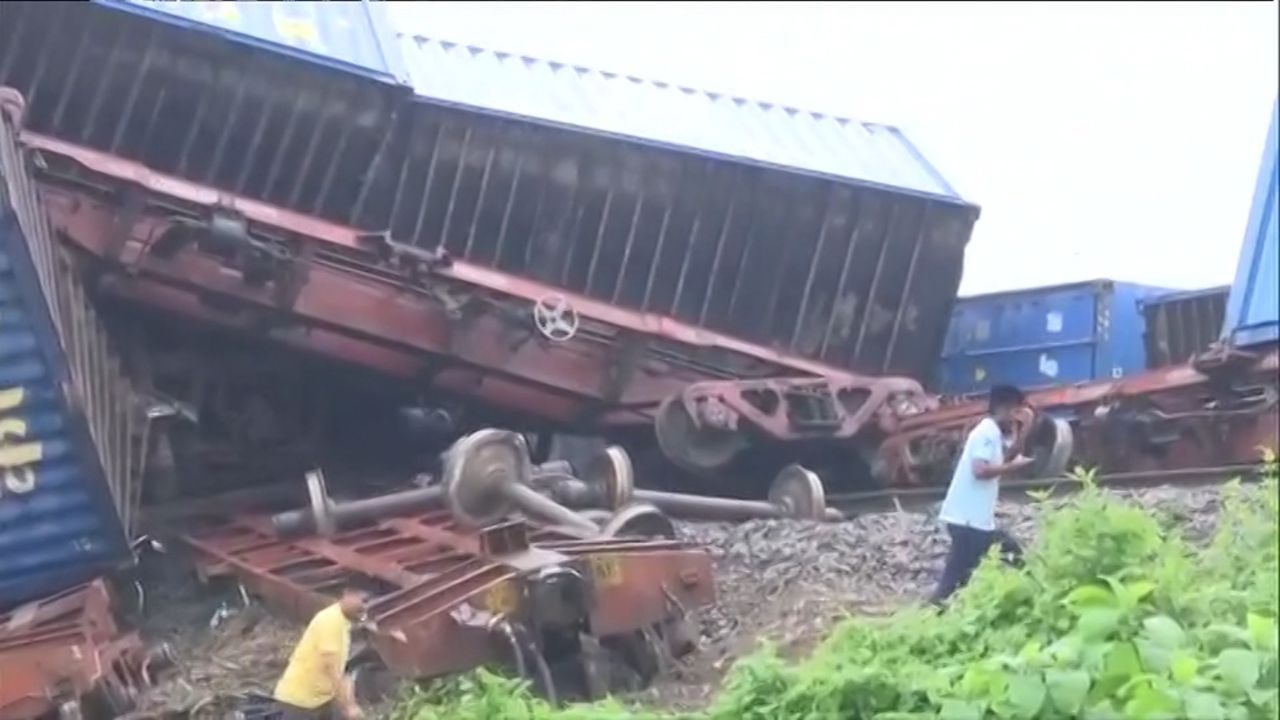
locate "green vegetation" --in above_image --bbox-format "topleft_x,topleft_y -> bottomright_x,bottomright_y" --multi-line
392,460 -> 1279,720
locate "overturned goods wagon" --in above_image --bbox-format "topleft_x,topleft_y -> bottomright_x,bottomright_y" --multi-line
0,2 -> 976,488
0,91 -> 154,610
175,428 -> 718,699
185,508 -> 715,697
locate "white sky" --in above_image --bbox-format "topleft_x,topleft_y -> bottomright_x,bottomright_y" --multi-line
388,1 -> 1278,296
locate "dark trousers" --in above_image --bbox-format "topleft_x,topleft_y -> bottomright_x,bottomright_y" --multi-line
279,702 -> 335,720
929,523 -> 1023,604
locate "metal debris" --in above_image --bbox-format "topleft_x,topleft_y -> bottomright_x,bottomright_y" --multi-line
545,447 -> 842,523
163,430 -> 715,706
0,580 -> 172,720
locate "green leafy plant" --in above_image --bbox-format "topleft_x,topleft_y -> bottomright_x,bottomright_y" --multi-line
393,465 -> 1280,719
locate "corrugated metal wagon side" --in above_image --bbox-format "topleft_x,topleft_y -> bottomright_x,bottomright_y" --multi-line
0,91 -> 140,609
385,37 -> 980,382
1224,99 -> 1279,350
1140,286 -> 1229,369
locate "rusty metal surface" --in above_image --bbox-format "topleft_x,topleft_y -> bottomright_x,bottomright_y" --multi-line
0,90 -> 144,608
0,580 -> 154,720
1140,286 -> 1229,369
649,374 -> 937,479
0,3 -> 976,382
876,347 -> 1280,487
22,128 -> 935,439
673,374 -> 935,440
183,510 -> 715,681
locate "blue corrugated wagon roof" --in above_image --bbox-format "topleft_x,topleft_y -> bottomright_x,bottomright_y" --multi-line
395,34 -> 969,206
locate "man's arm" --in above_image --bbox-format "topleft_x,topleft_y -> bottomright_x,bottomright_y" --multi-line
323,652 -> 362,718
972,455 -> 1033,480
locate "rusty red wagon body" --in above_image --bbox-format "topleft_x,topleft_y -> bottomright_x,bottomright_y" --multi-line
876,345 -> 1280,487
0,580 -> 162,720
183,509 -> 715,685
22,126 -> 939,489
877,101 -> 1280,488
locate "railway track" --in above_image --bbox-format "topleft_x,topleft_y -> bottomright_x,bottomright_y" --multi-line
827,464 -> 1270,516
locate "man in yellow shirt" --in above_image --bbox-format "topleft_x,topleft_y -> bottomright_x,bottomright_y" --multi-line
275,584 -> 369,719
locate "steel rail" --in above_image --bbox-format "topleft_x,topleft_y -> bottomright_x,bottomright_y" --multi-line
827,464 -> 1270,515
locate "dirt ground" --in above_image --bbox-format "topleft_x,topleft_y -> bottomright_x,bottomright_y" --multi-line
130,555 -> 298,717
132,484 -> 1229,717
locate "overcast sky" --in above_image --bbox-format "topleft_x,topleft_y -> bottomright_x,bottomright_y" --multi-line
389,1 -> 1278,296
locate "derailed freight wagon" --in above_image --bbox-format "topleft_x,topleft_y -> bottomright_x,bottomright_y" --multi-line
876,99 -> 1279,488
0,2 -> 977,492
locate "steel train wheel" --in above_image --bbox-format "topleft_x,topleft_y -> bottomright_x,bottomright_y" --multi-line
1029,416 -> 1075,478
305,470 -> 336,536
768,464 -> 828,520
443,429 -> 531,527
654,396 -> 747,475
582,445 -> 636,509
601,502 -> 678,539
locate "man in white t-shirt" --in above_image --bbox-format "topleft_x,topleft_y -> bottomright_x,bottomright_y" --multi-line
929,384 -> 1035,606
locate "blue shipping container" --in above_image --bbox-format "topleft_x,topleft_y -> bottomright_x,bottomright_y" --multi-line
94,0 -> 411,86
937,280 -> 1179,396
0,98 -> 141,610
1223,99 -> 1279,349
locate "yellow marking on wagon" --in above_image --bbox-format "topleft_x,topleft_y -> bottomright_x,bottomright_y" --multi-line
0,386 -> 41,496
483,580 -> 517,616
588,554 -> 622,587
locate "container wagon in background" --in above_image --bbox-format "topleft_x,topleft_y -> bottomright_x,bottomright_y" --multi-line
936,280 -> 1233,396
0,1 -> 978,495
880,99 -> 1279,488
936,280 -> 1179,396
0,91 -> 147,610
